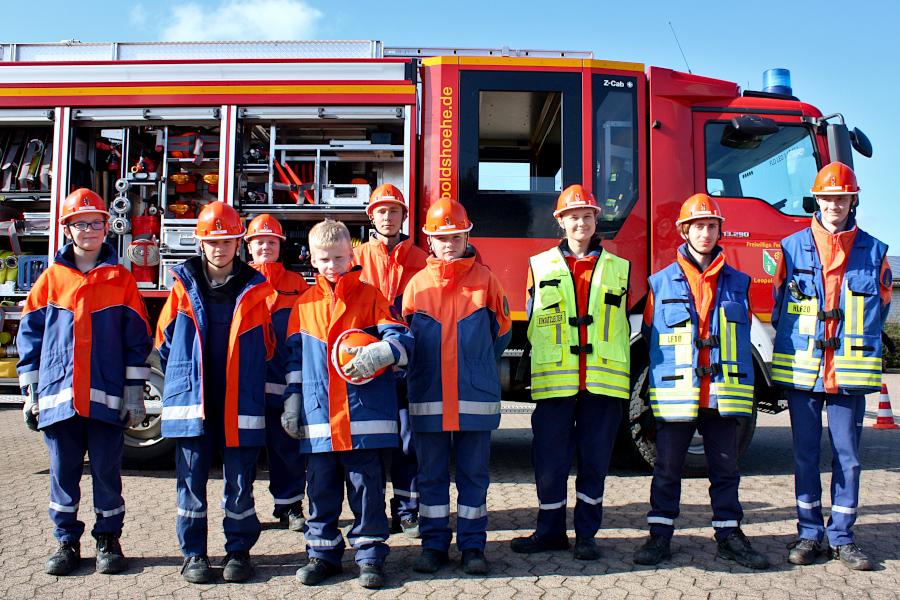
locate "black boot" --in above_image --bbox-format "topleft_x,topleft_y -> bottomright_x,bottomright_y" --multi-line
787,538 -> 823,565
461,549 -> 489,575
633,534 -> 672,566
222,550 -> 254,582
45,541 -> 81,576
358,563 -> 385,589
574,537 -> 601,560
296,557 -> 343,585
830,543 -> 874,571
510,532 -> 569,554
181,555 -> 213,584
95,534 -> 128,574
717,529 -> 769,570
413,548 -> 450,574
279,504 -> 306,532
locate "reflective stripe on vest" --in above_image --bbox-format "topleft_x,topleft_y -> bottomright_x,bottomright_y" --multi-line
772,227 -> 886,394
527,247 -> 631,400
647,261 -> 754,421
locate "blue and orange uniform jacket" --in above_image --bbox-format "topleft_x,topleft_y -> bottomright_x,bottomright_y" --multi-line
353,233 -> 428,313
251,262 -> 309,407
16,242 -> 152,429
403,251 -> 512,432
283,266 -> 414,454
773,213 -> 891,394
155,257 -> 275,447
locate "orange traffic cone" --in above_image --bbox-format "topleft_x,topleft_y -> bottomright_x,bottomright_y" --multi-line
873,384 -> 899,430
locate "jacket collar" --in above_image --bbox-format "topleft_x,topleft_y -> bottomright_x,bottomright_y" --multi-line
558,237 -> 602,259
425,252 -> 477,286
55,241 -> 118,272
251,261 -> 286,285
314,265 -> 363,299
676,243 -> 725,278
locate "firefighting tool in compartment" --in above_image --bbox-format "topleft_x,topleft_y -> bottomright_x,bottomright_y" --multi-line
17,137 -> 46,191
15,255 -> 46,291
331,328 -> 389,385
115,178 -> 130,193
132,211 -> 161,239
126,238 -> 160,288
168,199 -> 197,219
273,161 -> 315,204
202,173 -> 219,195
170,170 -> 198,194
130,150 -> 157,176
1,131 -> 24,192
96,140 -> 122,172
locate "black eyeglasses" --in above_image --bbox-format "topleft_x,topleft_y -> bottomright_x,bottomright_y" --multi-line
67,220 -> 107,232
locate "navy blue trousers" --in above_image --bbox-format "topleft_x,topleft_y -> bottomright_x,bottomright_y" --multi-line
788,390 -> 865,546
265,403 -> 306,517
43,416 -> 125,542
532,393 -> 622,540
647,410 -> 743,543
413,430 -> 492,553
305,449 -> 389,566
175,431 -> 261,557
386,407 -> 418,521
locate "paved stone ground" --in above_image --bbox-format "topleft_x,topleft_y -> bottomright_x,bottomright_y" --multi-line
1,376 -> 898,599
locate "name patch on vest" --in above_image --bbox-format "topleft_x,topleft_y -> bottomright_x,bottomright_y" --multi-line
537,313 -> 565,327
787,301 -> 816,316
659,333 -> 690,346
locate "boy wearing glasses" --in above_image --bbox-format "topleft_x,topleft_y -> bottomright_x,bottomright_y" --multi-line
17,188 -> 153,576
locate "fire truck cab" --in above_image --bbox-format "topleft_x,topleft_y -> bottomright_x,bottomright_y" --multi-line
0,41 -> 871,470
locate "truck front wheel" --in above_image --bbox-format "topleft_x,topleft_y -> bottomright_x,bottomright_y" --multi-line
123,351 -> 174,464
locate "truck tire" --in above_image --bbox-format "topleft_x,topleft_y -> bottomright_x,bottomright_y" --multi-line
620,355 -> 759,477
123,350 -> 174,464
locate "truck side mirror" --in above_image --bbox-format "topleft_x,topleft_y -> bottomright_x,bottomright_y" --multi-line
850,127 -> 873,158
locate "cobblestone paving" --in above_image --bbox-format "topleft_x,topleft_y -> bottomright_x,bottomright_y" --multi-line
1,376 -> 898,599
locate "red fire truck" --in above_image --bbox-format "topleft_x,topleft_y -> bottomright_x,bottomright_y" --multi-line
0,41 -> 871,470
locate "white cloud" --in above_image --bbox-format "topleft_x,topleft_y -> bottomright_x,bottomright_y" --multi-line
159,0 -> 323,42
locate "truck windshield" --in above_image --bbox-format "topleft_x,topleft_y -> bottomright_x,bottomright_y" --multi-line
705,122 -> 819,216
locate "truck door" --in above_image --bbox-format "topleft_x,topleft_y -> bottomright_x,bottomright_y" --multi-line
691,109 -> 821,318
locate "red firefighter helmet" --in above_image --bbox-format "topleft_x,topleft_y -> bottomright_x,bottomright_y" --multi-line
194,201 -> 245,240
331,329 -> 388,385
675,193 -> 725,227
245,213 -> 286,241
366,183 -> 407,218
553,184 -> 601,218
421,198 -> 473,235
59,188 -> 111,224
810,161 -> 860,196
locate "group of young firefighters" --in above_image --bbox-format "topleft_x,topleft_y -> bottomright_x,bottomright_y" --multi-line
16,160 -> 889,587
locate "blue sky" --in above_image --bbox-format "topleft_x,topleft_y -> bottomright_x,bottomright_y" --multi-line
8,0 -> 900,249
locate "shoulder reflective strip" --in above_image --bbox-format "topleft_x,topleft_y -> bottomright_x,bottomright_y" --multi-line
221,505 -> 257,520
125,366 -> 151,380
302,423 -> 332,439
647,516 -> 674,525
92,389 -> 123,410
539,500 -> 567,510
348,536 -> 387,548
163,404 -> 204,420
177,508 -> 207,519
575,492 -> 603,506
391,489 -> 419,499
94,504 -> 125,517
409,402 -> 443,416
350,420 -> 398,435
19,370 -> 39,386
385,337 -> 408,368
419,503 -> 451,518
265,382 -> 286,396
273,493 -> 305,505
457,503 -> 488,520
49,502 -> 77,513
238,415 -> 266,430
459,401 -> 500,415
831,505 -> 857,515
711,520 -> 739,528
796,499 -> 821,509
286,371 -> 302,384
39,388 -> 74,411
306,535 -> 344,548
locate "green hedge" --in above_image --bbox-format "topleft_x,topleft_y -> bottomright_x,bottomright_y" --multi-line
885,324 -> 900,370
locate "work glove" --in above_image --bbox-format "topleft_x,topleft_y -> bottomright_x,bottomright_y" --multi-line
119,385 -> 146,429
342,341 -> 396,380
22,384 -> 39,432
281,393 -> 302,440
